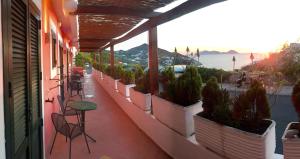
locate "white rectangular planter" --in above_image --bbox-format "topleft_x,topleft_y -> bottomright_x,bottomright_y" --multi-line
282,122 -> 300,159
152,95 -> 203,137
129,88 -> 151,111
193,115 -> 224,155
194,117 -> 276,159
223,120 -> 276,159
117,81 -> 135,97
106,76 -> 117,90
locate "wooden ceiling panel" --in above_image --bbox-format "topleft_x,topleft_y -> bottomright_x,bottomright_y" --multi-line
79,15 -> 142,39
78,0 -> 174,10
77,0 -> 176,50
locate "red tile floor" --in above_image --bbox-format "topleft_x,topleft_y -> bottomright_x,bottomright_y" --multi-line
47,73 -> 171,159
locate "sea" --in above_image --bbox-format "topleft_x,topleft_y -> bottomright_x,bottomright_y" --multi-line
195,53 -> 266,71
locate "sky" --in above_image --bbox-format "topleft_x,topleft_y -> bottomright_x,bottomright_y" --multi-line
114,0 -> 300,54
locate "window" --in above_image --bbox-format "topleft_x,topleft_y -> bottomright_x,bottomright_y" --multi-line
51,30 -> 57,68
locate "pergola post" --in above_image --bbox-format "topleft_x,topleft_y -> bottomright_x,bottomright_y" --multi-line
93,52 -> 96,64
99,52 -> 101,68
110,45 -> 115,75
148,27 -> 159,94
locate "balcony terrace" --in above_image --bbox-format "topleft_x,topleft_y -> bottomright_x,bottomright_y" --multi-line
47,73 -> 171,159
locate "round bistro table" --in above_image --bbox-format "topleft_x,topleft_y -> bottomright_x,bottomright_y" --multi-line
68,100 -> 97,142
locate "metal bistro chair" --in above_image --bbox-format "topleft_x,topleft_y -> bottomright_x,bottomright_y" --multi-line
50,113 -> 91,159
69,74 -> 85,98
57,95 -> 81,124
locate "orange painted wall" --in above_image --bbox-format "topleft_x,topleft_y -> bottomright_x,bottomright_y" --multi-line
41,0 -> 72,157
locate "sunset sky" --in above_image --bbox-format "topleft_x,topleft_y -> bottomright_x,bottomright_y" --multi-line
114,0 -> 300,54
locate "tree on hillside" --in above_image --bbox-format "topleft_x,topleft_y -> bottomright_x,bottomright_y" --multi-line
232,56 -> 236,71
173,47 -> 178,71
186,46 -> 190,56
196,48 -> 200,62
250,53 -> 254,65
75,52 -> 93,67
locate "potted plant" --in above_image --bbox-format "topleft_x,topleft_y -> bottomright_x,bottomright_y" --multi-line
92,62 -> 100,81
193,77 -> 230,155
282,80 -> 300,158
117,68 -> 135,97
194,79 -> 276,159
152,66 -> 203,137
99,64 -> 107,79
129,65 -> 151,111
102,65 -> 116,95
112,65 -> 123,90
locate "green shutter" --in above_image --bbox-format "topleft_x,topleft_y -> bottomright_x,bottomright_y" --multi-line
30,13 -> 42,159
11,0 -> 29,158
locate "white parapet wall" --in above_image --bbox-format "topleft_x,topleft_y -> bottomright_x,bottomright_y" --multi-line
94,73 -> 223,159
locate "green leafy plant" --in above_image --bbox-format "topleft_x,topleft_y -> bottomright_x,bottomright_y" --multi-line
114,65 -> 124,79
104,65 -> 112,76
212,89 -> 232,124
133,65 -> 150,93
197,67 -> 231,83
172,66 -> 202,106
201,76 -> 220,117
233,80 -> 270,127
92,62 -> 100,70
159,67 -> 175,100
201,76 -> 232,124
100,64 -> 107,72
134,71 -> 150,94
292,81 -> 300,119
292,80 -> 300,136
121,69 -> 135,85
133,65 -> 144,81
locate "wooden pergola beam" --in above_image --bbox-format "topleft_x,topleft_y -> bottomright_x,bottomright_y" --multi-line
71,6 -> 161,18
100,0 -> 226,51
78,39 -> 110,43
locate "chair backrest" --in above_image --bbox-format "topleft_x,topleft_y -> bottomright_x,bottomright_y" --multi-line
57,95 -> 65,113
51,113 -> 70,137
71,74 -> 81,81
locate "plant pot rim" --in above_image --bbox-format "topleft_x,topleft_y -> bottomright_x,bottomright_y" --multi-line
152,95 -> 202,109
194,113 -> 275,138
130,87 -> 151,95
224,119 -> 275,138
282,122 -> 300,141
118,81 -> 135,86
194,113 -> 223,127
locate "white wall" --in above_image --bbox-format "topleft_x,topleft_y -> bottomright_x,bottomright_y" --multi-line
97,76 -> 223,159
0,0 -> 7,158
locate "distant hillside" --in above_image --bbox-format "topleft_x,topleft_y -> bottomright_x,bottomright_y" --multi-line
200,50 -> 240,55
115,43 -> 201,67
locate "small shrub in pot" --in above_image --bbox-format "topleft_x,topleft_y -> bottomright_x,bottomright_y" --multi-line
134,68 -> 150,94
232,80 -> 271,132
291,80 -> 300,136
159,67 -> 175,100
120,69 -> 135,85
114,65 -> 124,80
172,66 -> 202,106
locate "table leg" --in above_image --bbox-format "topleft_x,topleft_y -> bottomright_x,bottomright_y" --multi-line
81,111 -> 96,142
